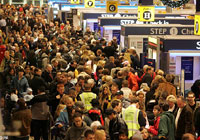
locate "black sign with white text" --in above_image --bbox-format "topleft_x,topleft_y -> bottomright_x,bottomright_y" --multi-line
99,17 -> 194,26
121,26 -> 194,36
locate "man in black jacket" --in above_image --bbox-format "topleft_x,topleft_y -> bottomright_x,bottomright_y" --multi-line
141,67 -> 153,87
106,108 -> 128,140
42,64 -> 53,84
29,68 -> 47,95
48,83 -> 65,118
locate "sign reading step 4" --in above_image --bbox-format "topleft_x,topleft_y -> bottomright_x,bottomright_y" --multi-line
85,0 -> 95,8
71,0 -> 80,4
106,1 -> 118,13
138,6 -> 155,22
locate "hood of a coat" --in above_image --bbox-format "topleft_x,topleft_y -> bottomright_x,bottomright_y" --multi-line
71,121 -> 88,130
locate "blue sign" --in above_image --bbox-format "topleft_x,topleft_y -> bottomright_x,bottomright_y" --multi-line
93,22 -> 99,32
100,27 -> 104,38
181,57 -> 193,80
112,30 -> 120,45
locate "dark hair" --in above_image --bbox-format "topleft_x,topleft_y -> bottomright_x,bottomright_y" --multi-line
18,66 -> 24,72
17,98 -> 26,110
84,129 -> 94,138
102,69 -> 110,75
117,70 -> 123,77
177,96 -> 187,103
111,82 -> 119,89
73,112 -> 82,119
34,68 -> 41,73
130,98 -> 139,104
96,65 -> 103,74
111,99 -> 121,109
153,105 -> 161,111
165,74 -> 173,83
38,86 -> 45,92
119,129 -> 128,137
91,98 -> 99,107
78,76 -> 85,81
146,67 -> 152,72
83,83 -> 91,91
10,88 -> 17,94
159,101 -> 169,111
8,68 -> 15,73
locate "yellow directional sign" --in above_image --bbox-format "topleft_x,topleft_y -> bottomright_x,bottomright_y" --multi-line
85,0 -> 95,8
106,1 -> 118,13
194,15 -> 200,35
71,0 -> 80,4
138,6 -> 155,22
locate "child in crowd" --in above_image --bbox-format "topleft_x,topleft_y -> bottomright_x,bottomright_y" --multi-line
148,105 -> 161,136
140,127 -> 152,140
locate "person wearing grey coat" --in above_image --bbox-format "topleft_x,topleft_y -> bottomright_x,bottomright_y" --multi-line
27,86 -> 50,140
65,112 -> 90,140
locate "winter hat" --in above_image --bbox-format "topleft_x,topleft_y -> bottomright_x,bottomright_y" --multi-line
26,88 -> 33,93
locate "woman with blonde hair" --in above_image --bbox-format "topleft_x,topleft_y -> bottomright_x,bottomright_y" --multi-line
97,60 -> 106,68
166,95 -> 177,115
54,94 -> 69,119
155,69 -> 164,76
99,84 -> 112,113
102,75 -> 113,87
95,129 -> 106,140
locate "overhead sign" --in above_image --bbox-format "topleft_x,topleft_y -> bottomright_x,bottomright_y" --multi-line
138,6 -> 155,22
82,13 -> 192,20
164,40 -> 200,51
194,15 -> 200,35
106,1 -> 118,13
85,0 -> 95,8
71,0 -> 80,4
99,18 -> 194,26
121,26 -> 194,36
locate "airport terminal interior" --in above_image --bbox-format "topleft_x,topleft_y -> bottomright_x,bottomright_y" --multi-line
0,0 -> 200,140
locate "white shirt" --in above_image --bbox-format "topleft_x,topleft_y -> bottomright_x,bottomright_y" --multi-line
168,104 -> 175,112
175,108 -> 183,129
24,94 -> 34,101
11,94 -> 18,102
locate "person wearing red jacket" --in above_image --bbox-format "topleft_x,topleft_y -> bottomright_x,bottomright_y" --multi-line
148,105 -> 161,136
123,67 -> 139,91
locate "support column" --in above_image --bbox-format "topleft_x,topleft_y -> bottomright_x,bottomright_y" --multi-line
32,0 -> 35,6
40,0 -> 43,7
9,0 -> 12,5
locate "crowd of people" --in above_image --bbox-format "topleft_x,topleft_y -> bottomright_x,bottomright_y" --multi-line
0,3 -> 200,140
